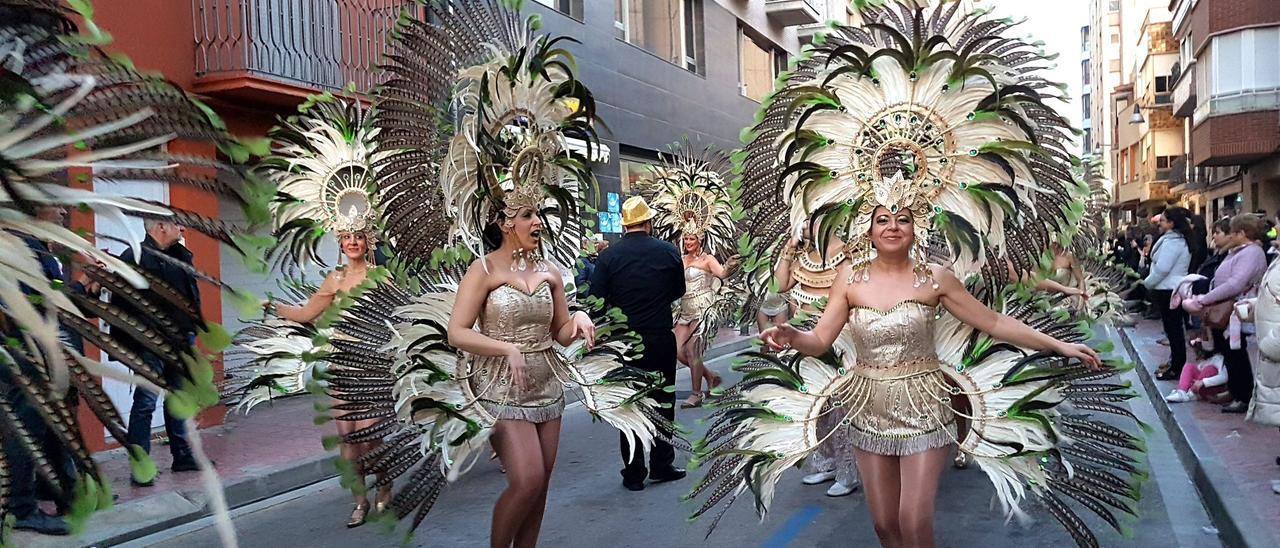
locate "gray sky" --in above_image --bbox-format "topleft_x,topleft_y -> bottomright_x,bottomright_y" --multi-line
985,0 -> 1089,141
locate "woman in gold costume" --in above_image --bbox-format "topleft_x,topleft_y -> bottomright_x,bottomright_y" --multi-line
762,204 -> 1100,546
691,5 -> 1144,548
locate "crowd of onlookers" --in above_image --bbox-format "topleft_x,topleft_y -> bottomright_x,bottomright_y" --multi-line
1112,207 -> 1280,495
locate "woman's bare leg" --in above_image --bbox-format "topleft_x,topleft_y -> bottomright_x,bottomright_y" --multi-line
855,449 -> 903,548
335,419 -> 369,508
513,419 -> 562,548
896,445 -> 951,548
491,420 -> 547,548
674,323 -> 703,404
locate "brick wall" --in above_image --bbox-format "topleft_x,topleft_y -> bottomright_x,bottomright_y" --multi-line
1192,110 -> 1280,166
1191,0 -> 1280,52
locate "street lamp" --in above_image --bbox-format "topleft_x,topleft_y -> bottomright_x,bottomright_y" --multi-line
1128,103 -> 1145,124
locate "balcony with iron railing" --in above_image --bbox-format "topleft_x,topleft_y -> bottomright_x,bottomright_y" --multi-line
192,0 -> 415,107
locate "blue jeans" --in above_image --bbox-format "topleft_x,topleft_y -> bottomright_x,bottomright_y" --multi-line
1,359 -> 47,518
126,352 -> 192,463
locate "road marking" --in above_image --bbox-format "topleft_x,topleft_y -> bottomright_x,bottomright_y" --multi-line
761,504 -> 823,548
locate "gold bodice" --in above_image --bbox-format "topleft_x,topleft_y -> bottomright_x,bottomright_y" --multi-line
845,300 -> 940,372
685,266 -> 712,295
469,280 -> 565,422
480,282 -> 555,352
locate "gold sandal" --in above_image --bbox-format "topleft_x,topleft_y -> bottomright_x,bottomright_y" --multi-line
347,501 -> 370,528
681,391 -> 704,409
374,489 -> 393,514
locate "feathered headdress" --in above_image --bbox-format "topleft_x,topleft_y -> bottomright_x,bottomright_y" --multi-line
375,0 -> 602,269
639,141 -> 737,255
740,0 -> 1081,290
263,97 -> 388,268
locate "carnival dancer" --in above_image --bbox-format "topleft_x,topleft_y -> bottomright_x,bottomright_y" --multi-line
774,232 -> 861,496
690,3 -> 1146,548
636,143 -> 742,409
254,3 -> 680,545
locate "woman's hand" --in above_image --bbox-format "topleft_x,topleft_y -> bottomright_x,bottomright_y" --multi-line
1055,340 -> 1103,370
725,254 -> 742,272
761,325 -> 798,351
1191,380 -> 1204,391
505,346 -> 529,390
569,311 -> 595,349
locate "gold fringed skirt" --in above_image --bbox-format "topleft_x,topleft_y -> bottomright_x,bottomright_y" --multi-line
839,359 -> 957,456
467,348 -> 566,423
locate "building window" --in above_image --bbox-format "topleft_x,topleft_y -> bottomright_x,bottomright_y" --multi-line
1110,33 -> 1120,45
615,0 -> 703,73
533,0 -> 584,20
1081,93 -> 1091,120
1082,128 -> 1093,155
1154,75 -> 1170,93
1156,155 -> 1177,169
619,156 -> 657,194
739,28 -> 784,103
1108,0 -> 1120,12
1082,61 -> 1091,85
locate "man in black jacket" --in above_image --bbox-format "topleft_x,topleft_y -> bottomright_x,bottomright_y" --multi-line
117,219 -> 204,485
589,197 -> 687,491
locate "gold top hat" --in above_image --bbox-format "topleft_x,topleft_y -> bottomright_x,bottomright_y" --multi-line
621,196 -> 656,226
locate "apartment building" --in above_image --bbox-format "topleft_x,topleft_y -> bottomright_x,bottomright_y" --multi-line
1112,8 -> 1182,222
1167,0 -> 1280,221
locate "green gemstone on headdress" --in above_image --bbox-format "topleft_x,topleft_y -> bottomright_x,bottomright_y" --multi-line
967,112 -> 976,120
799,385 -> 808,393
959,182 -> 967,189
933,206 -> 942,214
908,71 -> 918,80
890,204 -> 899,213
955,364 -> 965,372
968,149 -> 978,156
932,178 -> 940,185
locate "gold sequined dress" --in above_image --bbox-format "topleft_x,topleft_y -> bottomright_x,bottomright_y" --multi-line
676,266 -> 715,324
841,300 -> 956,455
464,281 -> 566,423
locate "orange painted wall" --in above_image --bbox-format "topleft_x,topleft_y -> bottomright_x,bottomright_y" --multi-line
92,0 -> 197,88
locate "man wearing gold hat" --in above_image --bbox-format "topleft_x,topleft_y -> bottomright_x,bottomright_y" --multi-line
588,196 -> 688,491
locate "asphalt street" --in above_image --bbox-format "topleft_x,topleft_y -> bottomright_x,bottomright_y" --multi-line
124,344 -> 1224,548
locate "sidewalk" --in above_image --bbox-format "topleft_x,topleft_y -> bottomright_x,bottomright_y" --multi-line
1118,319 -> 1280,548
12,329 -> 754,547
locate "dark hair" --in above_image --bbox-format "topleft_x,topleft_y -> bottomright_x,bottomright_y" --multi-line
482,220 -> 504,253
1212,218 -> 1231,235
1164,207 -> 1204,263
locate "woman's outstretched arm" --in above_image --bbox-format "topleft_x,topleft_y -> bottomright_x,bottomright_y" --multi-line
934,265 -> 1100,368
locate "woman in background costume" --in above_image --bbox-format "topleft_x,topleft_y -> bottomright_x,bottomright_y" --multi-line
640,143 -> 741,409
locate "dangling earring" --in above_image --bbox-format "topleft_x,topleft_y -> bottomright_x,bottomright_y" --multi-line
512,248 -> 529,272
847,239 -> 874,284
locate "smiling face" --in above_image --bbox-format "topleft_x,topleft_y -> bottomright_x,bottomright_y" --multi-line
338,231 -> 369,262
682,233 -> 701,254
869,206 -> 914,255
502,207 -> 543,251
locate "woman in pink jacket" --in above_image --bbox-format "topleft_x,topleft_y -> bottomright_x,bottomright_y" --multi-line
1183,214 -> 1269,413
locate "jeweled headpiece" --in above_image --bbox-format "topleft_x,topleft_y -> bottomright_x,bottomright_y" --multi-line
639,142 -> 736,255
439,12 -> 601,268
264,97 -> 387,266
739,0 -> 1082,290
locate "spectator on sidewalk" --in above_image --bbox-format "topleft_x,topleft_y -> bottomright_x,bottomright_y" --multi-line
115,220 -> 206,484
1246,248 -> 1280,492
1183,214 -> 1267,413
1165,343 -> 1228,403
1145,208 -> 1196,381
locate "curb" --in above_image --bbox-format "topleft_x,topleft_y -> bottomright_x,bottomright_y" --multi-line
88,337 -> 755,546
88,455 -> 337,547
1117,328 -> 1279,548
